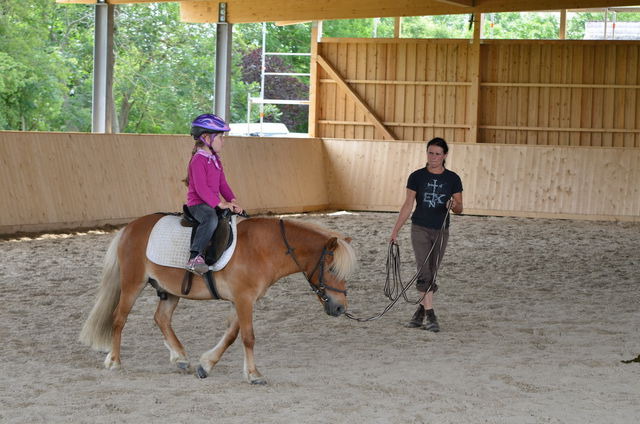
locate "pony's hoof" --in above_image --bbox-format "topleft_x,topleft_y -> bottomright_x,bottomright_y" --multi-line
103,354 -> 121,370
176,360 -> 190,371
196,365 -> 208,379
247,373 -> 267,385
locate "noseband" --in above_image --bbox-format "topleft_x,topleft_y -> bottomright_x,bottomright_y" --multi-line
279,219 -> 347,303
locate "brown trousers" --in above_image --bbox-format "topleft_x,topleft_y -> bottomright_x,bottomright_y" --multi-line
410,224 -> 449,293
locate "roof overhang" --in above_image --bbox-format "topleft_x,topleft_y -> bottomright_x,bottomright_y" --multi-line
56,1 -> 640,24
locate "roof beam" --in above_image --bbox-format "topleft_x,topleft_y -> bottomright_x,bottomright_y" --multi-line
436,0 -> 475,7
178,0 -> 640,24
57,1 -> 640,24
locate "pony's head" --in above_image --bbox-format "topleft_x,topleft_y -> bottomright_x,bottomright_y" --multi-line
308,235 -> 357,317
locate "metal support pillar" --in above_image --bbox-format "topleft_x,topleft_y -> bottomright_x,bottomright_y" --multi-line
214,3 -> 232,122
92,1 -> 114,133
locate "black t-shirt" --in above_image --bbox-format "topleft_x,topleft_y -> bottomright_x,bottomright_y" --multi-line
407,167 -> 463,229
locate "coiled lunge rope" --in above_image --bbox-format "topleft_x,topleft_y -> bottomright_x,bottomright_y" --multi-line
344,205 -> 451,322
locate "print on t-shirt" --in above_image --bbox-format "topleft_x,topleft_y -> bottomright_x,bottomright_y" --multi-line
407,167 -> 463,229
423,179 -> 447,208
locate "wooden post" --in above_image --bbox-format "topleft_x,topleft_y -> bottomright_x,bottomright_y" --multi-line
467,12 -> 482,143
308,21 -> 322,137
394,17 -> 401,38
560,9 -> 567,39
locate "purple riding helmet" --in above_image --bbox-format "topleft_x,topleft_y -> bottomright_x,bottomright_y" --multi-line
190,113 -> 230,142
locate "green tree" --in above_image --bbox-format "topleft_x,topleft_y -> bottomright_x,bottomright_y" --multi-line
0,0 -> 75,130
483,12 -> 559,39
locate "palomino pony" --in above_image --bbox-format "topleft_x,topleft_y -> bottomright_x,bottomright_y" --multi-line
79,213 -> 357,384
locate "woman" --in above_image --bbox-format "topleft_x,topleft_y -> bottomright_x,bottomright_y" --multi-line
390,137 -> 463,332
184,113 -> 243,274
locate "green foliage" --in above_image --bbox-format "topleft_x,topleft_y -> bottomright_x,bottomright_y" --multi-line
1,4 -> 639,133
402,15 -> 472,39
0,0 -> 72,130
483,12 -> 559,39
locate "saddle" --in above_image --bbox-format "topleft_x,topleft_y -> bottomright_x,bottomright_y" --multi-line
181,205 -> 234,265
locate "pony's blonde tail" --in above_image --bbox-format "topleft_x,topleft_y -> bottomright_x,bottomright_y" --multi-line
79,229 -> 123,352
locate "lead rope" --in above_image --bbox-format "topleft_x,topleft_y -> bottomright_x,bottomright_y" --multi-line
344,204 -> 451,322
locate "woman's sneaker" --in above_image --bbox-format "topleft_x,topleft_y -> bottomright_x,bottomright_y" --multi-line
186,255 -> 209,275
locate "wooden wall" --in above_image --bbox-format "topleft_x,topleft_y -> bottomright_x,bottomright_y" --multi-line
323,139 -> 640,221
314,38 -> 640,147
0,132 -> 637,234
317,38 -> 474,142
0,132 -> 328,234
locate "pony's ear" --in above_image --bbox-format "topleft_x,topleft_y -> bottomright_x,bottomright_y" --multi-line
343,237 -> 352,244
326,237 -> 339,251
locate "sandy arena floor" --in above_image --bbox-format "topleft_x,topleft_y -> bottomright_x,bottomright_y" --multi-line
0,212 -> 639,423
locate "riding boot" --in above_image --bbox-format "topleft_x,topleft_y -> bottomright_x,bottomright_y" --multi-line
424,309 -> 440,333
405,305 -> 425,328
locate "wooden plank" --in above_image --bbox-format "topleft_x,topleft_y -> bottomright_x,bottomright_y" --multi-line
444,43 -> 458,142
516,44 -> 530,145
374,43 -> 388,140
435,43 -> 447,141
625,46 -> 639,147
365,42 -> 377,139
548,45 -> 562,145
308,22 -> 320,138
455,42 -> 468,142
538,44 -> 552,145
506,44 -> 519,144
405,42 -> 418,141
527,44 -> 541,145
320,79 -> 473,86
317,54 -> 396,140
384,43 -> 398,141
582,45 -> 596,146
393,43 -> 407,140
334,42 -> 348,139
558,45 -> 572,145
425,42 -> 438,141
613,45 -> 627,147
496,44 -> 509,144
344,43 -> 357,139
591,46 -> 606,147
478,125 -> 639,133
602,45 -> 616,146
354,43 -> 368,139
414,43 -> 427,142
324,43 -> 337,138
569,45 -> 583,146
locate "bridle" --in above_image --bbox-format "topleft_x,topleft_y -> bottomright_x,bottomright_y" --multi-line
279,219 -> 347,303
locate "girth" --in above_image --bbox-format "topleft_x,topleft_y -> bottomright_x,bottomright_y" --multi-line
180,269 -> 221,300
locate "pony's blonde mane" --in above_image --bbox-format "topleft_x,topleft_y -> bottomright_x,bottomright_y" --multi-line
293,220 -> 358,280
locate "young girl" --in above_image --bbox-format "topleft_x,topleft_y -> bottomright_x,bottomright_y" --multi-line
185,113 -> 243,274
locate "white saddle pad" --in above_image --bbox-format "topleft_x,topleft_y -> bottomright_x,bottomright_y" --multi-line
146,214 -> 238,272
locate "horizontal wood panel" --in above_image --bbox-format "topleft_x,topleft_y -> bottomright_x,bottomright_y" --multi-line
1,133 -> 638,233
0,132 -> 329,233
322,139 -> 640,221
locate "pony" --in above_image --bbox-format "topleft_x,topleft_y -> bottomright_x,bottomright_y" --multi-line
79,213 -> 357,384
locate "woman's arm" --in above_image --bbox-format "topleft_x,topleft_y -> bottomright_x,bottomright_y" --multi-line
449,192 -> 463,214
390,189 -> 417,242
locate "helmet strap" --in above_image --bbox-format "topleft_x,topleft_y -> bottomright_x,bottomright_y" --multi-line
198,134 -> 213,150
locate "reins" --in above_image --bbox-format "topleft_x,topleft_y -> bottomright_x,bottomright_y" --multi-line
344,205 -> 451,322
279,219 -> 347,303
